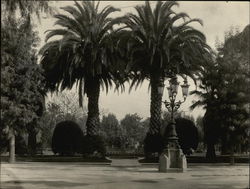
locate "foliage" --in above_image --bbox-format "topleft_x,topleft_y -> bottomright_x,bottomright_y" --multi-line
15,135 -> 28,155
1,17 -> 46,137
162,112 -> 199,155
99,113 -> 121,148
122,1 -> 212,88
39,1 -> 125,137
120,1 -> 212,141
51,121 -> 83,155
1,0 -> 52,158
175,118 -> 199,155
98,113 -> 149,151
144,134 -> 164,157
1,0 -> 53,21
40,91 -> 88,148
144,114 -> 199,156
120,113 -> 147,149
190,25 -> 250,157
82,135 -> 106,157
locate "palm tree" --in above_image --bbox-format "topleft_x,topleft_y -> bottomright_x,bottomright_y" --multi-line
40,1 -> 123,136
190,63 -> 222,159
122,1 -> 211,139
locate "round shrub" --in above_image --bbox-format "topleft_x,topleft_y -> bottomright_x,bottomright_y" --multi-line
82,135 -> 106,157
51,121 -> 83,155
174,118 -> 199,155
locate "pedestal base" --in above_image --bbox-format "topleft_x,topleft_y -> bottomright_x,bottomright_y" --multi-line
158,148 -> 187,172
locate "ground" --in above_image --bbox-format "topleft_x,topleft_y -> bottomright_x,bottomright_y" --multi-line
1,159 -> 249,189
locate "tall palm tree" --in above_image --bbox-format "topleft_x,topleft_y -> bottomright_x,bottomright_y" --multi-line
190,63 -> 222,159
122,1 -> 211,138
40,1 -> 123,136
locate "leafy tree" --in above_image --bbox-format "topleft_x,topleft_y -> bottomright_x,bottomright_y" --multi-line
190,61 -> 223,159
1,17 -> 46,162
1,0 -> 53,21
190,25 -> 250,158
99,113 -> 120,148
122,1 -> 211,144
39,1 -> 124,138
120,113 -> 147,149
216,25 -> 250,155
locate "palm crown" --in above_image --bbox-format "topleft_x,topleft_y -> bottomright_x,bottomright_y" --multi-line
121,1 -> 212,137
123,1 -> 211,85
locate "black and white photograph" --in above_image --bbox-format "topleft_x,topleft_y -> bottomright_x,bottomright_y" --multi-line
1,0 -> 249,189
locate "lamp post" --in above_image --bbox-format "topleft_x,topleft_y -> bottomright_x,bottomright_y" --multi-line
158,76 -> 189,172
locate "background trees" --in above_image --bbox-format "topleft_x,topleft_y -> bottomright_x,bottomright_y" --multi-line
99,113 -> 121,148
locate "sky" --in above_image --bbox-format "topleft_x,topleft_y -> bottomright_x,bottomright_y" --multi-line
36,1 -> 250,121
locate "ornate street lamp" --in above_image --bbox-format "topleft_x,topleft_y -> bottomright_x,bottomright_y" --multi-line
158,76 -> 189,172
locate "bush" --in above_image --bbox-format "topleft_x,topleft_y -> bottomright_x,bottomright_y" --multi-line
143,118 -> 199,158
82,135 -> 106,157
175,118 -> 199,155
51,121 -> 83,155
144,134 -> 164,158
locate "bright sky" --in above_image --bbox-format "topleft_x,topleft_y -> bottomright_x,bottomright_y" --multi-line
36,1 -> 249,121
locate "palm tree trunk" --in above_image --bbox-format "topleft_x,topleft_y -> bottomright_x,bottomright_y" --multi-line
9,129 -> 15,163
86,77 -> 100,136
148,74 -> 163,135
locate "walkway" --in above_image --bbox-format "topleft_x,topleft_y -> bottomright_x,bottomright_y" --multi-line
111,158 -> 141,167
1,161 -> 249,189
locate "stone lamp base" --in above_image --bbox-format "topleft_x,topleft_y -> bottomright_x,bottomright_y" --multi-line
159,148 -> 187,172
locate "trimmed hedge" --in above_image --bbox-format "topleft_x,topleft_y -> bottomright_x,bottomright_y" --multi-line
144,118 -> 199,157
52,121 -> 83,155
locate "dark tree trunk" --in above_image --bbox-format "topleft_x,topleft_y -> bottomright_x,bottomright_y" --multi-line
203,109 -> 219,161
28,127 -> 37,156
148,74 -> 163,135
221,135 -> 230,155
206,143 -> 216,160
9,129 -> 15,163
86,77 -> 100,136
